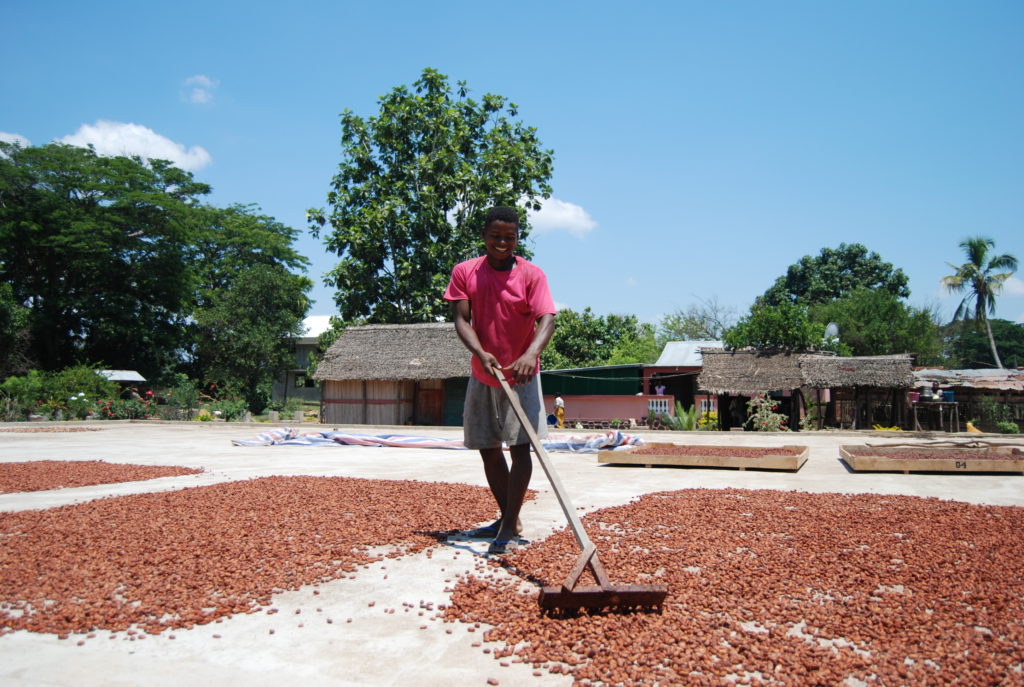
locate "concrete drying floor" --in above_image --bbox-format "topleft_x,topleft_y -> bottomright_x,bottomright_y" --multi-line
1,421 -> 1021,686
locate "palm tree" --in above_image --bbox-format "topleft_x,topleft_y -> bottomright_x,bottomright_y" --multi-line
942,237 -> 1018,369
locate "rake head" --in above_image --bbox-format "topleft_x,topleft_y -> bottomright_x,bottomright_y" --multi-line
539,583 -> 668,616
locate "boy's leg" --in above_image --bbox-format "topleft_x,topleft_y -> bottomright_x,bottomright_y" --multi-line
494,443 -> 532,542
479,447 -> 509,530
480,447 -> 527,537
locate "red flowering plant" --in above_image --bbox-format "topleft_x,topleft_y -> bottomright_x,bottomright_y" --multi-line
94,397 -> 154,420
745,393 -> 790,432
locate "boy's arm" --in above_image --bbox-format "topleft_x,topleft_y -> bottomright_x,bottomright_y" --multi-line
451,300 -> 501,378
506,313 -> 555,385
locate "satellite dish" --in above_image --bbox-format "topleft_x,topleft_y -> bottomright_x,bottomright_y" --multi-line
824,322 -> 840,340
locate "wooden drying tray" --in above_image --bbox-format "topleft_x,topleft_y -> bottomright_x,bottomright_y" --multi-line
598,443 -> 809,471
840,442 -> 1024,475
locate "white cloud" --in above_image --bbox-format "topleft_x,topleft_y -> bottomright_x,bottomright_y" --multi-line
0,131 -> 31,147
302,315 -> 335,337
526,197 -> 597,238
182,74 -> 218,104
1002,276 -> 1024,296
57,121 -> 212,171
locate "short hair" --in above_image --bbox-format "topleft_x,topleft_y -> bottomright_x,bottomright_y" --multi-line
484,206 -> 520,229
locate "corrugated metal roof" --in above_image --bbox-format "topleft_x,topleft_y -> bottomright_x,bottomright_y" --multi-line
913,368 -> 1024,391
654,341 -> 724,367
98,370 -> 147,382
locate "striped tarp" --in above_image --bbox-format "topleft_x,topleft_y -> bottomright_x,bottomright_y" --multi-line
232,428 -> 644,453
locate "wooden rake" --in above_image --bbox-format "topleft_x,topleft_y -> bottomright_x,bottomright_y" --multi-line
494,372 -> 668,615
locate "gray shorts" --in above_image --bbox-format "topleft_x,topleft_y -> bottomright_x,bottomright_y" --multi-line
463,375 -> 548,449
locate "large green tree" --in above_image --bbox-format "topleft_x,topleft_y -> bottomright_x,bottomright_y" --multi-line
760,243 -> 910,306
941,236 -> 1018,369
188,204 -> 312,408
308,67 -> 554,324
723,300 -> 822,350
191,268 -> 310,411
0,141 -> 208,377
943,319 -> 1024,370
606,322 -> 661,365
542,308 -> 651,369
0,280 -> 32,378
808,288 -> 942,364
1,143 -> 313,403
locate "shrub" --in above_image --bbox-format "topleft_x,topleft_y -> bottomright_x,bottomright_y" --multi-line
977,397 -> 1011,426
697,410 -> 718,431
1,365 -> 118,420
157,374 -> 201,421
746,394 -> 790,432
95,397 -> 155,420
1,369 -> 49,419
205,398 -> 248,421
996,421 -> 1020,434
264,397 -> 304,417
663,403 -> 698,431
800,401 -> 826,432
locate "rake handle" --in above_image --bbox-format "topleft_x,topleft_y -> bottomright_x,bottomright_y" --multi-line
493,372 -> 610,589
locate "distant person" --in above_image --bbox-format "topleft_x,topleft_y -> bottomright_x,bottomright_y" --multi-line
555,395 -> 565,428
655,384 -> 666,395
444,206 -> 556,555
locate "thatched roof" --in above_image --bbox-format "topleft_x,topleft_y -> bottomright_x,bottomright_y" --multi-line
312,323 -> 470,381
697,349 -> 807,395
800,355 -> 914,389
698,349 -> 915,394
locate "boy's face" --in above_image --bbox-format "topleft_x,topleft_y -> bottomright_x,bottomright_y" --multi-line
482,220 -> 518,268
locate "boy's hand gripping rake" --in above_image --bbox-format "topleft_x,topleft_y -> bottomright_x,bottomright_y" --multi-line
494,371 -> 668,615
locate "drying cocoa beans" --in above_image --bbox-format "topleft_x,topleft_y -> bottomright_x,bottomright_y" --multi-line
0,460 -> 203,493
445,488 -> 1024,685
631,446 -> 800,458
0,476 -> 496,636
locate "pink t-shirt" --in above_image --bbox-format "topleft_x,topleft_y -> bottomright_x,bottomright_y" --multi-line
444,256 -> 556,386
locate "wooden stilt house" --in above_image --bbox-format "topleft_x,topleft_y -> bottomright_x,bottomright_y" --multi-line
312,323 -> 470,426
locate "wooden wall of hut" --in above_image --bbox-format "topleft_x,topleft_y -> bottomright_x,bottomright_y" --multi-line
321,380 -> 415,425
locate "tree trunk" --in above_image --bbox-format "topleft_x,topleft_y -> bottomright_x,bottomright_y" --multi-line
985,319 -> 1003,369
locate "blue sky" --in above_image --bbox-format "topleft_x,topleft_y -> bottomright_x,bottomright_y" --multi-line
4,1 -> 1023,330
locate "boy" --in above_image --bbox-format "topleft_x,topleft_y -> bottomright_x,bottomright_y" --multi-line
443,206 -> 556,554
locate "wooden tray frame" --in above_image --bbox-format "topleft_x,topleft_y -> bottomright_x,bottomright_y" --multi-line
598,443 -> 809,471
840,445 -> 1024,475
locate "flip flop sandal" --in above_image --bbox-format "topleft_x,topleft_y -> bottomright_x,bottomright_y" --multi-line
456,524 -> 500,539
487,538 -> 519,555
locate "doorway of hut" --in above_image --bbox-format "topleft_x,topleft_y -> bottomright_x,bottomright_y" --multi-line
718,395 -> 748,430
414,381 -> 443,426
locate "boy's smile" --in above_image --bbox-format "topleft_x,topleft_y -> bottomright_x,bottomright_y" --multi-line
482,220 -> 518,270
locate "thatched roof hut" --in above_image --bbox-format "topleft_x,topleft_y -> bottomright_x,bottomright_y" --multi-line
698,349 -> 915,395
697,349 -> 807,395
312,323 -> 469,382
799,354 -> 914,389
312,323 -> 470,426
